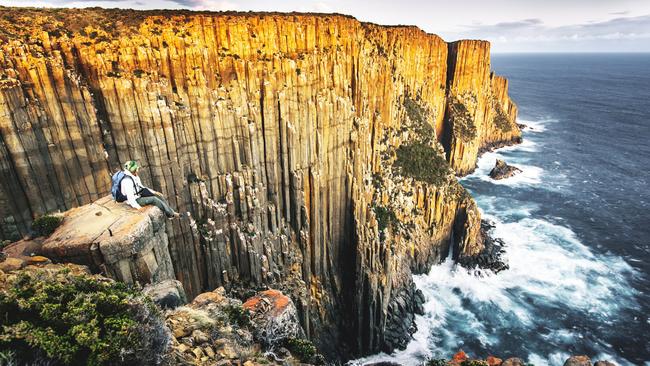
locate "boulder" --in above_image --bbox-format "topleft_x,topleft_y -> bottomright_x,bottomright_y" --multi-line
452,350 -> 468,363
143,279 -> 187,309
502,358 -> 526,366
0,257 -> 24,272
243,289 -> 304,345
593,361 -> 616,366
489,159 -> 522,180
564,356 -> 592,366
487,355 -> 503,366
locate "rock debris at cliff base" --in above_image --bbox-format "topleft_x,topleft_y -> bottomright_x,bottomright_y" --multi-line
0,7 -> 521,360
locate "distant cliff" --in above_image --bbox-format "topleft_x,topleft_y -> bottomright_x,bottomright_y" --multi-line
0,7 -> 520,359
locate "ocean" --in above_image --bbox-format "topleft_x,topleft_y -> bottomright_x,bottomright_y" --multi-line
354,53 -> 650,365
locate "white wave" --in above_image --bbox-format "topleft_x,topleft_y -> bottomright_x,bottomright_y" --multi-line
351,214 -> 637,366
497,137 -> 539,153
518,117 -> 557,133
468,150 -> 544,186
351,117 -> 638,366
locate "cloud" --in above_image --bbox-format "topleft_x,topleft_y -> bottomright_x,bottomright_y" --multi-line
173,0 -> 240,11
161,0 -> 330,12
448,14 -> 650,45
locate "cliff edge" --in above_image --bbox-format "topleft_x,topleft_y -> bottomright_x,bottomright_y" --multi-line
0,7 -> 521,360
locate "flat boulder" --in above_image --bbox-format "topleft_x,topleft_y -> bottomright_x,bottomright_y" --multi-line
243,289 -> 304,345
38,196 -> 175,286
489,159 -> 522,180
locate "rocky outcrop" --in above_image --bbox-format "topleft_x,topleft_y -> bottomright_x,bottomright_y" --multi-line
443,41 -> 522,175
489,159 -> 521,180
37,195 -> 176,285
564,356 -> 593,366
243,289 -> 304,346
0,262 -> 316,365
456,221 -> 508,273
0,8 -> 521,359
166,286 -> 319,365
144,279 -> 188,309
425,351 -> 617,366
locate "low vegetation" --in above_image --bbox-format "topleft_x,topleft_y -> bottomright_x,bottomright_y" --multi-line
31,214 -> 63,237
403,94 -> 435,143
449,98 -> 477,142
394,142 -> 449,187
284,337 -> 325,365
491,98 -> 513,132
224,304 -> 251,327
373,204 -> 398,233
0,266 -> 170,365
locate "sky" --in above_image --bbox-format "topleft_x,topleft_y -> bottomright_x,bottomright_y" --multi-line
1,0 -> 650,52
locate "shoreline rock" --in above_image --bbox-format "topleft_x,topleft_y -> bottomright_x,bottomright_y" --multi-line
457,220 -> 509,274
489,159 -> 522,180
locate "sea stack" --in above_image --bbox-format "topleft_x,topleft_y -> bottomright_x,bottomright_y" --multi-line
489,159 -> 522,180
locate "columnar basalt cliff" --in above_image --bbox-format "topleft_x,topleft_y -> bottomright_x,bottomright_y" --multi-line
0,7 -> 521,359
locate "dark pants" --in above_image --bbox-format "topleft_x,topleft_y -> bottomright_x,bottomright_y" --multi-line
136,196 -> 176,217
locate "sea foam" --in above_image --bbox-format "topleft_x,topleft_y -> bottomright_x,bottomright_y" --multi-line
351,127 -> 638,366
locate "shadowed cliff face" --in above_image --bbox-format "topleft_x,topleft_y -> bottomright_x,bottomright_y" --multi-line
0,8 -> 520,359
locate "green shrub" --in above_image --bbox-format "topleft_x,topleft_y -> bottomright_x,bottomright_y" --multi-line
223,304 -> 250,328
0,240 -> 10,250
31,214 -> 63,237
492,99 -> 513,132
0,349 -> 16,366
373,205 -> 398,233
0,266 -> 170,365
449,99 -> 476,142
394,142 -> 450,186
284,338 -> 325,365
404,94 -> 435,143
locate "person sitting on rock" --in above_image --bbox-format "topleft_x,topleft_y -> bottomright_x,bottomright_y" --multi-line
112,160 -> 179,219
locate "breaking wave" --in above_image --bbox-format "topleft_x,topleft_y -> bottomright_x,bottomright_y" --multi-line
352,117 -> 638,366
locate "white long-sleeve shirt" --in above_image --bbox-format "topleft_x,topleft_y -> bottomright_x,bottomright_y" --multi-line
120,170 -> 145,210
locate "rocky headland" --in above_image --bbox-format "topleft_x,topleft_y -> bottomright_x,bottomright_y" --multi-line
0,7 -> 523,362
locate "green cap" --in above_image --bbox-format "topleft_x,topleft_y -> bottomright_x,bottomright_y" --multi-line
124,160 -> 139,173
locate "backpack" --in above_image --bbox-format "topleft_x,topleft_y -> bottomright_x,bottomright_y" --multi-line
111,171 -> 135,202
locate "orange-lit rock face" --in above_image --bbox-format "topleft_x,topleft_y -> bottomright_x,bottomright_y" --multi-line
0,8 -> 520,359
243,289 -> 290,317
